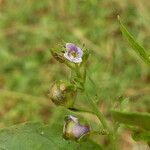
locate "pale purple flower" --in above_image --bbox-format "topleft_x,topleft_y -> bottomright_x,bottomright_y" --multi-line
63,115 -> 90,141
64,43 -> 83,63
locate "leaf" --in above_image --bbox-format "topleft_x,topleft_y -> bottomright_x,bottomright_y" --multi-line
118,16 -> 150,65
0,117 -> 102,150
111,110 -> 150,130
0,123 -> 56,150
132,131 -> 150,142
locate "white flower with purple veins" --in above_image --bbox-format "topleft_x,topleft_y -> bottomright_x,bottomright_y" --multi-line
64,43 -> 83,63
63,115 -> 90,141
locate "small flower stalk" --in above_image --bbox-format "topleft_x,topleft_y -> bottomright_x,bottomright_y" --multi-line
63,115 -> 90,141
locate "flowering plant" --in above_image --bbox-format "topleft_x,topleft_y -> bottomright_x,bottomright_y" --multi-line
48,17 -> 150,149
0,18 -> 149,150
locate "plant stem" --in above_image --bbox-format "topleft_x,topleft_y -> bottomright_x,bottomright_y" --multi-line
75,64 -> 81,77
87,95 -> 108,128
86,94 -> 117,150
73,60 -> 117,149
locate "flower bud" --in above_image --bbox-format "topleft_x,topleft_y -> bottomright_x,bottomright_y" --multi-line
63,115 -> 90,141
51,51 -> 65,63
49,81 -> 76,107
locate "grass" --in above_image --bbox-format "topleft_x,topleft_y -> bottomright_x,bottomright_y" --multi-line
0,0 -> 150,149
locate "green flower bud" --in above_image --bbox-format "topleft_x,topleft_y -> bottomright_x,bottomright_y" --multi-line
51,50 -> 65,63
49,81 -> 76,107
63,115 -> 90,141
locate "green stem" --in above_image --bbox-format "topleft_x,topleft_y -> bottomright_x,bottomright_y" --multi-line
67,59 -> 117,149
87,95 -> 108,129
86,94 -> 117,150
75,64 -> 81,77
74,64 -> 85,91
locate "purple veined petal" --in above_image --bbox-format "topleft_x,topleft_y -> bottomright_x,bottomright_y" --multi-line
64,52 -> 73,61
67,115 -> 78,122
66,43 -> 77,52
64,43 -> 83,63
64,52 -> 82,63
72,57 -> 82,63
63,115 -> 90,140
77,47 -> 83,57
72,124 -> 90,139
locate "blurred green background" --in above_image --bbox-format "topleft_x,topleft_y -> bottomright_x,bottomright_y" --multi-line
0,0 -> 150,149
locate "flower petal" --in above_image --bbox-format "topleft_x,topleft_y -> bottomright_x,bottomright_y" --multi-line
64,43 -> 83,63
66,43 -> 77,52
77,47 -> 83,57
73,124 -> 90,139
63,115 -> 90,140
67,115 -> 78,122
64,52 -> 73,61
72,58 -> 82,63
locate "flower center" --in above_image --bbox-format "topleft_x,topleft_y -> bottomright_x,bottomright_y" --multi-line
70,51 -> 77,58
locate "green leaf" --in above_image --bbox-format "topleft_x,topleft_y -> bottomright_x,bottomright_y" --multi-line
132,131 -> 150,142
111,110 -> 150,130
118,16 -> 150,65
0,122 -> 102,150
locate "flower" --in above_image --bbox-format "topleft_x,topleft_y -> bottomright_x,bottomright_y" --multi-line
63,115 -> 90,141
64,43 -> 83,63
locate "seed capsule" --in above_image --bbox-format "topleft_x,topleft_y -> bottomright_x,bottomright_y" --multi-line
49,82 -> 76,107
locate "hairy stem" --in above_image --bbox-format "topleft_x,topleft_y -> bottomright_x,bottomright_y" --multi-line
86,94 -> 117,150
